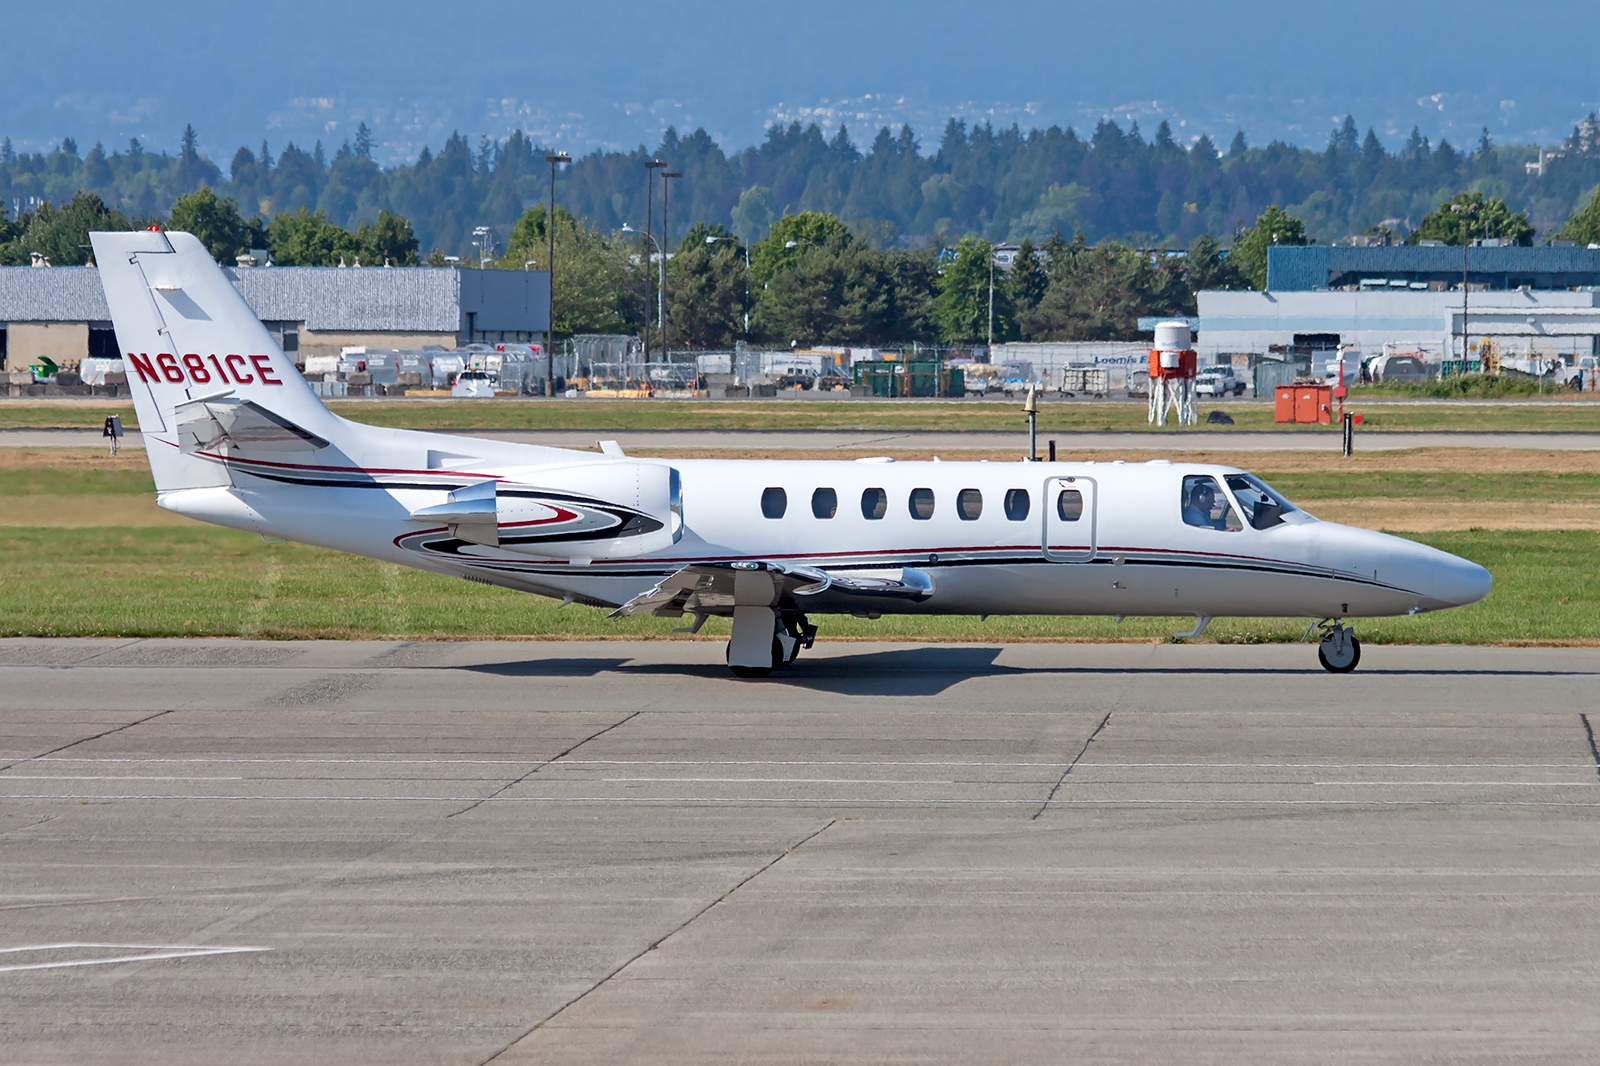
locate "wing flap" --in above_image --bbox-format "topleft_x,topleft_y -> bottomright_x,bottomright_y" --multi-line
611,561 -> 932,618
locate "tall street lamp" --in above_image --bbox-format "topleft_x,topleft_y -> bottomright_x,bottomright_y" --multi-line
642,159 -> 667,362
987,245 -> 996,353
661,170 -> 681,354
1452,200 -> 1481,363
706,234 -> 750,336
543,152 -> 570,396
472,226 -> 494,269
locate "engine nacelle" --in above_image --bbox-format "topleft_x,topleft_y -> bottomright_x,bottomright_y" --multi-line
491,460 -> 681,561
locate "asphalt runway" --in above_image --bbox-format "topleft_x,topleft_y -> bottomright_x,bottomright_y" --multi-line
3,638 -> 1600,1064
10,426 -> 1600,452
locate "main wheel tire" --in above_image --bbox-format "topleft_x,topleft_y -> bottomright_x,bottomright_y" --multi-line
1317,635 -> 1361,673
726,638 -> 783,679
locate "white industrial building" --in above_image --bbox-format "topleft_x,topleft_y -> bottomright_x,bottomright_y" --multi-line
1195,289 -> 1600,363
0,264 -> 549,372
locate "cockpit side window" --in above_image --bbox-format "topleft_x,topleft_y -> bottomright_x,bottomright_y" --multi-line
1225,473 -> 1297,530
1180,475 -> 1241,531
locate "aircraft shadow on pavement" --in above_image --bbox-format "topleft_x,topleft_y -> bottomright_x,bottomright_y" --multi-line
463,647 -> 1008,696
460,657 -> 635,678
457,649 -> 1599,692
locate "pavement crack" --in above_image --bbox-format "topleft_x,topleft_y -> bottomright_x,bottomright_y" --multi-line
447,711 -> 642,818
0,709 -> 175,774
1032,711 -> 1112,820
480,818 -> 836,1064
54,639 -> 146,668
1581,714 -> 1600,782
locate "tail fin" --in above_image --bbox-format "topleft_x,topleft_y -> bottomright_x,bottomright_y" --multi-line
91,229 -> 342,491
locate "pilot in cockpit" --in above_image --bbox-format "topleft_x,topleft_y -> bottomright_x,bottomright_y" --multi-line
1182,480 -> 1222,530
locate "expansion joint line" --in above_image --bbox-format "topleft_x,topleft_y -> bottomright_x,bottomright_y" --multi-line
446,710 -> 642,818
1032,711 -> 1113,820
1581,714 -> 1600,782
479,818 -> 837,1065
0,708 -> 176,775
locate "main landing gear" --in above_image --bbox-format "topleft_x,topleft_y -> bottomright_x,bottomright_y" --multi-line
726,610 -> 816,678
1313,619 -> 1361,673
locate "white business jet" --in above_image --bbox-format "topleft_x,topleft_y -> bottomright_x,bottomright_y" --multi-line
92,229 -> 1490,676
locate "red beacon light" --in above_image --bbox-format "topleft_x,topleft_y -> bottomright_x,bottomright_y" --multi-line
146,224 -> 162,232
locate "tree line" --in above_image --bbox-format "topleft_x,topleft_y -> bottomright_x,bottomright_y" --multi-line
3,176 -> 1591,349
5,113 -> 1600,257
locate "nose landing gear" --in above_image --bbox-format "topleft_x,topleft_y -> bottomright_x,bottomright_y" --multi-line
1312,619 -> 1361,673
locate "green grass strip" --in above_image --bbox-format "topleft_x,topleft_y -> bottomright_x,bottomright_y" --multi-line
3,526 -> 1592,645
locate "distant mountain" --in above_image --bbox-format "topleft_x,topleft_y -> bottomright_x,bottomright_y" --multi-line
3,0 -> 1597,162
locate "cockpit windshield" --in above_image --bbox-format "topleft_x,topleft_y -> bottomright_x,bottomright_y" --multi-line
1224,473 -> 1299,530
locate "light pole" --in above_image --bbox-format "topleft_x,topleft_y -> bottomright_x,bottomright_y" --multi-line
642,159 -> 666,362
1452,200 -> 1481,364
706,235 -> 750,336
661,170 -> 681,355
471,226 -> 494,269
544,152 -> 570,395
987,247 -> 995,353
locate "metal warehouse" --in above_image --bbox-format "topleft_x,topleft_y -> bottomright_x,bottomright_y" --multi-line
1265,244 -> 1600,292
0,264 -> 550,370
1196,288 -> 1600,362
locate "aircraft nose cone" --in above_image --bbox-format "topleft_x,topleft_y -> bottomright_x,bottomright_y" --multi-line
1431,552 -> 1492,607
1395,537 -> 1492,609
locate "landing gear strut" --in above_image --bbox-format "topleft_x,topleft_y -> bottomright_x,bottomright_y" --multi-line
726,609 -> 816,678
1314,619 -> 1361,673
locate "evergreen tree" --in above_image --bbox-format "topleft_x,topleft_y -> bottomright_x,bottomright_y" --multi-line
1411,190 -> 1534,246
1230,206 -> 1311,289
933,238 -> 1014,344
167,187 -> 263,263
1008,237 -> 1047,313
1553,185 -> 1600,246
0,191 -> 133,266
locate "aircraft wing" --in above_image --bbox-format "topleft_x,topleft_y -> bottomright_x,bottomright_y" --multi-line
176,395 -> 329,454
611,560 -> 934,618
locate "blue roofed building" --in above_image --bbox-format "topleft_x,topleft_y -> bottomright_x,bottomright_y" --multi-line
1194,244 -> 1600,367
1266,244 -> 1600,292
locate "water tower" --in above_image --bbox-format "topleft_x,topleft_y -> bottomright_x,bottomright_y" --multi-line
1148,320 -> 1197,427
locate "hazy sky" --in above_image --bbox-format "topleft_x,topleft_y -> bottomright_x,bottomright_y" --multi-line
7,0 -> 1598,162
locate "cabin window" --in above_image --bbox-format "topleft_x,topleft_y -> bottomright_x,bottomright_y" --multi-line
761,487 -> 788,519
1225,474 -> 1296,530
908,488 -> 936,520
1004,489 -> 1030,521
957,488 -> 983,521
1180,475 -> 1241,531
1056,489 -> 1083,522
861,487 -> 887,520
812,487 -> 838,519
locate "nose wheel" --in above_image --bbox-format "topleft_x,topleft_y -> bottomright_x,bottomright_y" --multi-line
1314,621 -> 1361,673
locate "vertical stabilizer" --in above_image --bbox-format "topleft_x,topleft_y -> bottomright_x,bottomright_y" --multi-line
90,229 -> 343,491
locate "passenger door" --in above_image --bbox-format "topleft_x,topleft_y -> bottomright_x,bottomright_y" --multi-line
1042,476 -> 1096,562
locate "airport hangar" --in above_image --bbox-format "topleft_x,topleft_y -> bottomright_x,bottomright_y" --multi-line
0,262 -> 549,371
1196,244 -> 1600,363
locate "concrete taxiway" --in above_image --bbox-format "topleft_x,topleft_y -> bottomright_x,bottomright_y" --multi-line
3,638 -> 1599,1064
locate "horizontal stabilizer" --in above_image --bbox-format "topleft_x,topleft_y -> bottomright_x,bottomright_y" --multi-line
176,396 -> 329,455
